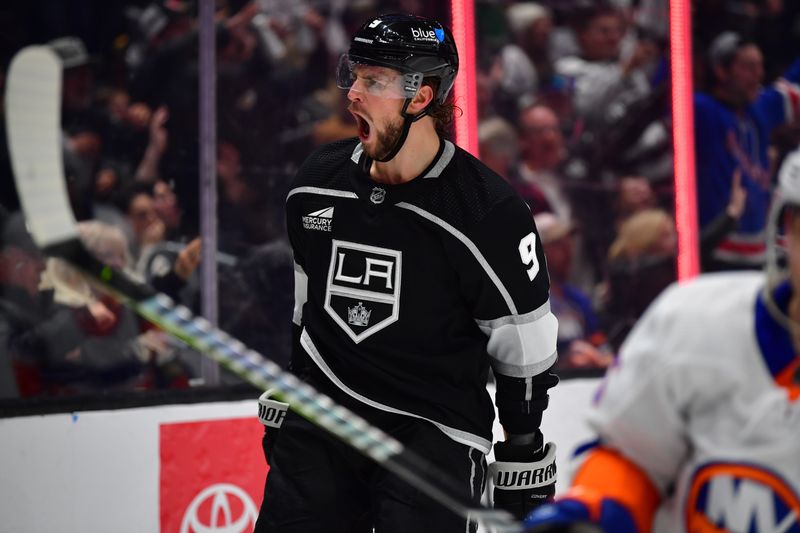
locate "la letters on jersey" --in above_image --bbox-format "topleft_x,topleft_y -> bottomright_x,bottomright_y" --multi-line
324,240 -> 402,343
686,463 -> 800,532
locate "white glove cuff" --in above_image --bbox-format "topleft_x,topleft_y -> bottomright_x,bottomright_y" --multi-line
257,389 -> 289,428
490,442 -> 557,490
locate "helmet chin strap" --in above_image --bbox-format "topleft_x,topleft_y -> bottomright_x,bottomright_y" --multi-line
371,98 -> 430,163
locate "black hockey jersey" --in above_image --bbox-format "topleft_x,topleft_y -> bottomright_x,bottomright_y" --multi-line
286,138 -> 558,453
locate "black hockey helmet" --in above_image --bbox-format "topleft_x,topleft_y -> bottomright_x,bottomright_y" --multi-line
341,13 -> 459,105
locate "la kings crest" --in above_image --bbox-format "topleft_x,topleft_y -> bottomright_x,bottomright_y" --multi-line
325,240 -> 402,343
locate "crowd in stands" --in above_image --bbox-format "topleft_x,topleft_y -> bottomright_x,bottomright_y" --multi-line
0,0 -> 799,399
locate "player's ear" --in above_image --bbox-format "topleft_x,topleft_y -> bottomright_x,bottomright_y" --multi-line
407,85 -> 434,115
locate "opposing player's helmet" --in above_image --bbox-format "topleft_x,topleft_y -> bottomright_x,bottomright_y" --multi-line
337,13 -> 459,105
764,147 -> 800,328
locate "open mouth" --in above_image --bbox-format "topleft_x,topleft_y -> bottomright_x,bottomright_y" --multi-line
351,111 -> 371,142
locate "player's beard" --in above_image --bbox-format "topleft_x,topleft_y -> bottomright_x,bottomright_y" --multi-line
366,115 -> 404,161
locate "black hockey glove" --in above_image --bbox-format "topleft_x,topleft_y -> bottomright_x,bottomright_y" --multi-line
491,435 -> 557,520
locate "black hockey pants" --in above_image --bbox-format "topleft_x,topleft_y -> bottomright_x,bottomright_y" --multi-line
254,405 -> 487,532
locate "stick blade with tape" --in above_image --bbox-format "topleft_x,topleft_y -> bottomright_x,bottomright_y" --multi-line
6,47 -> 78,249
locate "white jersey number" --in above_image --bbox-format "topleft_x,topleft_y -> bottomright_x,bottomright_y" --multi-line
518,232 -> 540,281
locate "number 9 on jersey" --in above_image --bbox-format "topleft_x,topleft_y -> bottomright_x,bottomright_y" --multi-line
518,232 -> 540,281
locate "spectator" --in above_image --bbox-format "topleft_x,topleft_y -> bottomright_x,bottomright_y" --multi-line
516,104 -> 571,223
133,105 -> 169,184
216,140 -> 270,254
555,4 -> 660,132
478,116 -> 521,181
508,3 -> 555,87
114,181 -> 165,274
5,221 -> 147,395
602,166 -> 748,348
602,208 -> 677,349
152,179 -> 183,240
535,213 -> 613,371
114,179 -> 200,301
217,239 -> 294,371
695,32 -> 800,271
494,3 -> 554,110
516,103 -> 598,288
49,36 -> 103,221
614,175 -> 658,226
0,212 -> 47,397
95,87 -> 152,183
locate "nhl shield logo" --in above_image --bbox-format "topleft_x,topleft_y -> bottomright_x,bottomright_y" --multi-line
325,240 -> 402,343
370,187 -> 386,204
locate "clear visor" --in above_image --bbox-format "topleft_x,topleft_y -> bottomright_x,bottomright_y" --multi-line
335,54 -> 422,100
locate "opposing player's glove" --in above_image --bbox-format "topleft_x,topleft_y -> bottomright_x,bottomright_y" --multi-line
523,504 -> 613,533
523,496 -> 636,533
490,435 -> 557,520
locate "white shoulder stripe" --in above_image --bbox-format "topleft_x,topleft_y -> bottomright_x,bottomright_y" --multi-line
287,186 -> 358,201
293,262 -> 308,326
479,308 -> 559,378
396,202 -> 518,314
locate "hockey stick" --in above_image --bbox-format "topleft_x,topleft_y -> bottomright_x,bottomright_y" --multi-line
5,46 -> 524,533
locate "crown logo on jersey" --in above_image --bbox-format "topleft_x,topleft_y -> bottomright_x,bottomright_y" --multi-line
370,187 -> 386,204
347,301 -> 372,327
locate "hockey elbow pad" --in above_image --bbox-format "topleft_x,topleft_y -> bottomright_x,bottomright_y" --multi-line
491,438 -> 557,519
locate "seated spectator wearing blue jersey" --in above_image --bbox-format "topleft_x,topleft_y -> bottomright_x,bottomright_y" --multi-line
534,213 -> 612,370
695,32 -> 800,271
522,148 -> 800,533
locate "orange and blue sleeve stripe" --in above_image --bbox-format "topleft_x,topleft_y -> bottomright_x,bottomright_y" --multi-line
569,445 -> 661,532
523,444 -> 661,533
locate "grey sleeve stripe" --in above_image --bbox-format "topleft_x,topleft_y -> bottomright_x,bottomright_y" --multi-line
491,351 -> 558,378
475,300 -> 551,329
300,328 -> 492,454
287,186 -> 359,201
396,202 -> 517,314
293,263 -> 308,326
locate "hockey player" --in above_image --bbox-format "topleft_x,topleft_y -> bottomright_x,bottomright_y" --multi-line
523,147 -> 800,532
254,13 -> 559,532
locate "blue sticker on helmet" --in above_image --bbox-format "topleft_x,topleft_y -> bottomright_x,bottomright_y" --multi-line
435,28 -> 445,42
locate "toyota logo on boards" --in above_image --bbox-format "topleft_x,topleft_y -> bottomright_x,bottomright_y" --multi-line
179,483 -> 258,533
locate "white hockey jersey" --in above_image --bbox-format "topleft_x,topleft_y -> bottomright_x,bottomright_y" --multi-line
586,271 -> 800,533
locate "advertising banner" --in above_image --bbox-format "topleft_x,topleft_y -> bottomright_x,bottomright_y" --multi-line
160,417 -> 266,533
